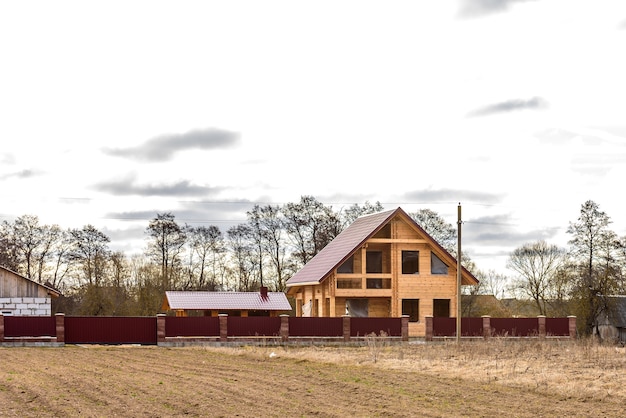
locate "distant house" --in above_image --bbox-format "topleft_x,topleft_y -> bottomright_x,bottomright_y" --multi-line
162,287 -> 292,317
596,296 -> 626,344
0,266 -> 61,316
285,207 -> 479,337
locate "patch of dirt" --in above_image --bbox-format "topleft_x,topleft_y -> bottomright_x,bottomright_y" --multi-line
0,343 -> 624,417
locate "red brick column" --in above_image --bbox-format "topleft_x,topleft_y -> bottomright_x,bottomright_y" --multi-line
280,314 -> 289,342
219,314 -> 228,342
425,315 -> 433,342
537,315 -> 546,338
568,316 -> 577,340
157,314 -> 166,344
0,313 -> 4,342
342,315 -> 351,342
55,313 -> 65,344
482,315 -> 491,340
401,315 -> 409,341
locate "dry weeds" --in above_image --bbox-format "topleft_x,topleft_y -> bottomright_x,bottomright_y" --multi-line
0,338 -> 624,417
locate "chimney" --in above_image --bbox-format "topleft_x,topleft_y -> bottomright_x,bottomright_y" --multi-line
260,286 -> 268,300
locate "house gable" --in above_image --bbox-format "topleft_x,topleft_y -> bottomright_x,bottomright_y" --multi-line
286,207 -> 478,290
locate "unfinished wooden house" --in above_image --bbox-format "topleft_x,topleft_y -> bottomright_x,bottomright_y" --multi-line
285,207 -> 479,337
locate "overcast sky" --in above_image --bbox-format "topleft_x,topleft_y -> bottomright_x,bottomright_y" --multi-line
1,0 -> 626,276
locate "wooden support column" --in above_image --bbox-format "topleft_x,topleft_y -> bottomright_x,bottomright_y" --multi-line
157,314 -> 166,344
482,315 -> 491,340
425,315 -> 433,342
219,314 -> 228,342
537,315 -> 546,338
55,313 -> 65,344
280,314 -> 289,342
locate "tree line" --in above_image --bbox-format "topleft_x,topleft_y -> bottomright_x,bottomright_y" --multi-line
2,196 -> 623,336
0,197 -> 384,315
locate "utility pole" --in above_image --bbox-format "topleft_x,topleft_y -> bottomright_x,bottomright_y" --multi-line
456,203 -> 462,344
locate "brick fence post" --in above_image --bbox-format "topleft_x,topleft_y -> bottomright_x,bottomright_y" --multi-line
342,315 -> 351,342
156,314 -> 166,345
219,314 -> 228,342
280,314 -> 289,342
425,315 -> 433,342
568,316 -> 577,340
401,315 -> 409,341
55,313 -> 65,344
537,315 -> 546,338
482,315 -> 491,340
0,313 -> 4,342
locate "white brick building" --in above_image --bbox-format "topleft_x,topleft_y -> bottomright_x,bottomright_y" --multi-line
0,266 -> 60,316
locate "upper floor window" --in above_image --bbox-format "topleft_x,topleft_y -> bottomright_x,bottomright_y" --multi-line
337,255 -> 354,273
366,251 -> 383,273
431,252 -> 448,275
402,251 -> 419,274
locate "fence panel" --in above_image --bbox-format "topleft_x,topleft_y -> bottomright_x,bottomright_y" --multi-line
289,317 -> 343,337
462,317 -> 484,337
165,317 -> 220,337
350,317 -> 402,337
491,317 -> 538,337
433,317 -> 456,336
65,317 -> 157,345
545,317 -> 569,336
227,317 -> 281,336
4,316 -> 56,337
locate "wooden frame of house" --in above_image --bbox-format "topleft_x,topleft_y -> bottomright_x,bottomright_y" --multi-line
0,266 -> 61,316
286,207 -> 479,337
161,287 -> 292,317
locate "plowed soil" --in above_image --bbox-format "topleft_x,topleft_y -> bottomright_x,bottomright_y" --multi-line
1,342 -> 624,417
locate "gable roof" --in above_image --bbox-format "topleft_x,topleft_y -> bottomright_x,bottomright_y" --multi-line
0,265 -> 62,298
286,207 -> 478,288
163,291 -> 292,311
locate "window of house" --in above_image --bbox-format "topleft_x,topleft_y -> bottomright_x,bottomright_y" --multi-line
337,255 -> 354,273
431,252 -> 448,275
346,299 -> 369,317
402,251 -> 419,274
433,299 -> 450,317
402,299 -> 419,322
366,251 -> 383,273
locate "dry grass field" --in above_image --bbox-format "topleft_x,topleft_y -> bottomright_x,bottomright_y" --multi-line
1,338 -> 625,417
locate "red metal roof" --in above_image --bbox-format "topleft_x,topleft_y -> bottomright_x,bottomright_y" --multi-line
164,291 -> 292,311
286,207 -> 479,288
286,208 -> 398,286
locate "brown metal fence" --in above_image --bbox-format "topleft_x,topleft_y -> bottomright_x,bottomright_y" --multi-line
490,318 -> 538,337
433,317 -> 484,337
350,317 -> 402,337
227,316 -> 281,336
4,316 -> 56,337
64,317 -> 157,345
545,317 -> 569,336
165,316 -> 220,337
288,317 -> 343,337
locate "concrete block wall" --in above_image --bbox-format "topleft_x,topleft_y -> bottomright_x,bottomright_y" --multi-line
0,297 -> 51,316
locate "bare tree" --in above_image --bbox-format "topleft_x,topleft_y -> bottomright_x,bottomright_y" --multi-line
227,224 -> 258,291
145,213 -> 186,291
186,225 -> 225,290
69,224 -> 111,287
283,196 -> 342,267
507,240 -> 564,316
567,200 -> 619,335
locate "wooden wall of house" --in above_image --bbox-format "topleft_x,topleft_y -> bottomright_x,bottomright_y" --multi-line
0,269 -> 46,298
